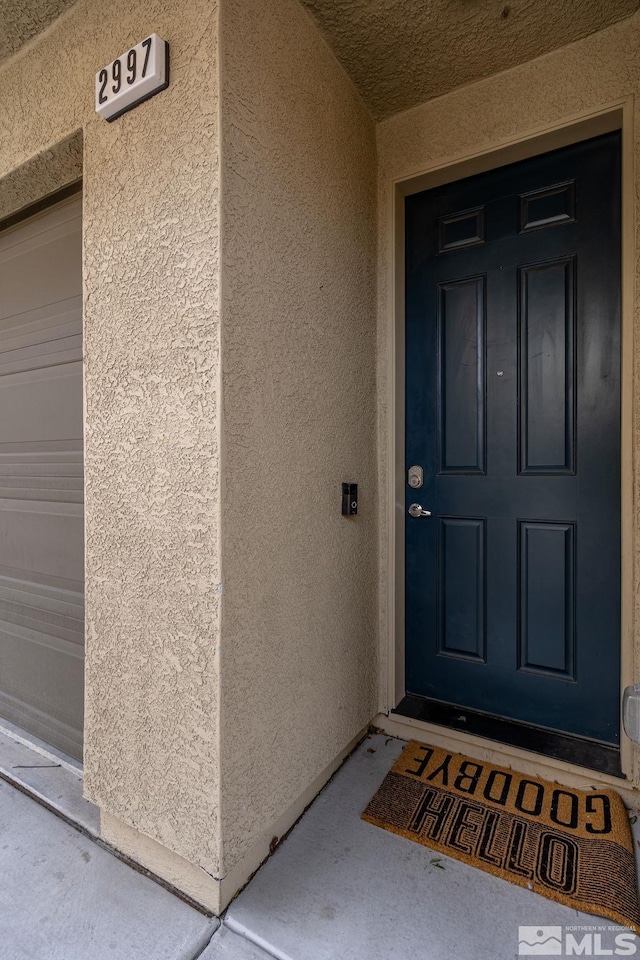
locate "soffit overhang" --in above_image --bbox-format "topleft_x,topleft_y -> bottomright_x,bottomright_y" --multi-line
300,0 -> 640,120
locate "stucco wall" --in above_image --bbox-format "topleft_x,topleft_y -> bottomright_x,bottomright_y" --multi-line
0,0 -> 222,874
220,0 -> 377,871
0,131 -> 82,223
376,12 -> 640,782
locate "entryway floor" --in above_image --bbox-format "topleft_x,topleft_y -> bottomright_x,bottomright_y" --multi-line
1,732 -> 639,960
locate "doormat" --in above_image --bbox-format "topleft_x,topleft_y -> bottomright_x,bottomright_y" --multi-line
362,741 -> 640,933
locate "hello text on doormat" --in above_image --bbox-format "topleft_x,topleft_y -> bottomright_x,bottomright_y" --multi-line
362,741 -> 640,933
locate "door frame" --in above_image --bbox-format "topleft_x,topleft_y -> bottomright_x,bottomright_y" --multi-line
382,99 -> 636,790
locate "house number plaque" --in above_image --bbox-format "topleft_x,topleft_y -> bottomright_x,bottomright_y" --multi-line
95,34 -> 169,122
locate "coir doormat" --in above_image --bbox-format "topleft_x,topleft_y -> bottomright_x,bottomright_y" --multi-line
362,741 -> 640,933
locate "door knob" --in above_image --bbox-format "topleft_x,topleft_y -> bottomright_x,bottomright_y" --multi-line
408,503 -> 432,518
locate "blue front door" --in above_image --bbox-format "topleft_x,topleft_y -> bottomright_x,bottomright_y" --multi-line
402,133 -> 621,774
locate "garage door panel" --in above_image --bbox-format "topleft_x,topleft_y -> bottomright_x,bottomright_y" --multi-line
0,205 -> 82,321
0,363 -> 83,443
0,482 -> 82,503
0,613 -> 83,663
0,641 -> 83,720
0,585 -> 83,646
0,561 -> 83,607
0,196 -> 84,759
0,636 -> 83,756
0,500 -> 84,583
0,337 -> 82,378
0,569 -> 84,748
0,293 -> 81,378
0,294 -> 81,342
0,439 -> 83,503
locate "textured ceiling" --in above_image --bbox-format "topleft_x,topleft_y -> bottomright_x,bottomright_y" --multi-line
0,0 -> 78,64
300,0 -> 640,119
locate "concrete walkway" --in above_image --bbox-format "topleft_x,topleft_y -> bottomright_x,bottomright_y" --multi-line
1,731 -> 639,959
0,779 -> 219,960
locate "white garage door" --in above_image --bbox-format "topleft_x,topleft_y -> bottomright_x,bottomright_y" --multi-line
0,194 -> 84,760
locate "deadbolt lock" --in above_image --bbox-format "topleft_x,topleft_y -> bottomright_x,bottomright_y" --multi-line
408,465 -> 423,489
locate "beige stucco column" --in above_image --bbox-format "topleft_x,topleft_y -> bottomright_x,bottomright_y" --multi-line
0,0 -> 223,909
0,0 -> 378,914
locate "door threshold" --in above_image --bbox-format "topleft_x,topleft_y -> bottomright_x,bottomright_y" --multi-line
393,694 -> 623,779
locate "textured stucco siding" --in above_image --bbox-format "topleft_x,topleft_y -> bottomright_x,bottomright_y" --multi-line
0,131 -> 82,223
220,0 -> 377,871
0,0 -> 78,65
0,0 -> 222,873
376,13 -> 640,784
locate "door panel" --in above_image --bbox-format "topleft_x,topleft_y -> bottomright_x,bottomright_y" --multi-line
404,134 -> 621,760
0,197 -> 84,760
518,520 -> 575,679
519,258 -> 575,473
438,277 -> 486,474
437,516 -> 486,661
